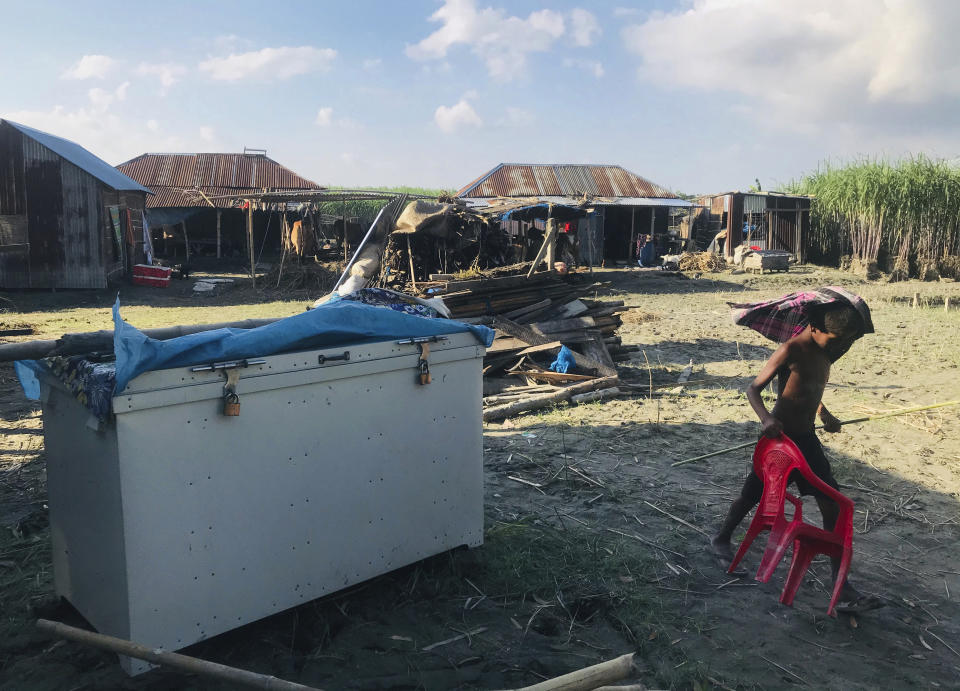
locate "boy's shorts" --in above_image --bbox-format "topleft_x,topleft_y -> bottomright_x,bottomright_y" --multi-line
742,432 -> 840,503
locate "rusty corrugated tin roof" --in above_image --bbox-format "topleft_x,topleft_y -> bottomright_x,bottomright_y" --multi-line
116,153 -> 322,208
456,163 -> 676,199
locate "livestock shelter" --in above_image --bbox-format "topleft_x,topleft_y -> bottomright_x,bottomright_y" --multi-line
0,120 -> 151,289
116,151 -> 321,263
692,191 -> 812,262
456,163 -> 692,266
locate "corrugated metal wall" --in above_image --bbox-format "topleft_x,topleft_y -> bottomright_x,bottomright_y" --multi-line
0,126 -> 131,288
60,160 -> 105,288
0,123 -> 29,285
23,137 -> 63,288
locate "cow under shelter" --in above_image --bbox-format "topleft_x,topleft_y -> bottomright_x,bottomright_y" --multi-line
116,151 -> 322,264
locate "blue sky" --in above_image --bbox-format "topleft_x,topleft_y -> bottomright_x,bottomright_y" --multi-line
3,0 -> 959,194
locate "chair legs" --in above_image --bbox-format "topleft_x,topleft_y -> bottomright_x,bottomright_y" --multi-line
779,541 -> 816,607
826,547 -> 852,617
729,520 -> 766,574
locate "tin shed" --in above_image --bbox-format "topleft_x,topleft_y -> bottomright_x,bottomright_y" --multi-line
0,120 -> 151,289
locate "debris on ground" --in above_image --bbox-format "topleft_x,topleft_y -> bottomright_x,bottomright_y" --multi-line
403,267 -> 630,419
678,251 -> 727,272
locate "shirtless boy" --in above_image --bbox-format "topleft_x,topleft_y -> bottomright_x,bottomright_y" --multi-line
711,301 -> 880,611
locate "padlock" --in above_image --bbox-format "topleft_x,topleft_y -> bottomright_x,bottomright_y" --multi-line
417,342 -> 432,385
418,359 -> 432,385
223,391 -> 241,416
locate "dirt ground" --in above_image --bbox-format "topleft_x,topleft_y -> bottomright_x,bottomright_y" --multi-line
1,265 -> 959,690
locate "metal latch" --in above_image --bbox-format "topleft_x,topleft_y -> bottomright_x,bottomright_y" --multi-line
190,358 -> 266,373
318,350 -> 350,365
396,336 -> 449,345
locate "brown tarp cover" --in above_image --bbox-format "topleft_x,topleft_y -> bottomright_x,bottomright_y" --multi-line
393,200 -> 462,238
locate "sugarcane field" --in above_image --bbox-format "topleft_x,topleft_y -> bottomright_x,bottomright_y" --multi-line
2,2 -> 960,690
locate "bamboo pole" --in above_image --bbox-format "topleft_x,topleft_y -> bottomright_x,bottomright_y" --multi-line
247,202 -> 256,288
216,209 -> 222,259
671,400 -> 960,467
0,318 -> 279,362
505,652 -> 636,691
407,234 -> 417,290
35,619 -> 321,690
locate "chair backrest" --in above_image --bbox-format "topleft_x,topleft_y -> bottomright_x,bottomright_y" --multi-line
753,436 -> 807,516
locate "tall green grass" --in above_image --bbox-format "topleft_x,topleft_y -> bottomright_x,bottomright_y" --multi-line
786,156 -> 960,277
317,186 -> 453,222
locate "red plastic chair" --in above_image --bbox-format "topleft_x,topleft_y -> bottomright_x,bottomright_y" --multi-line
730,434 -> 855,616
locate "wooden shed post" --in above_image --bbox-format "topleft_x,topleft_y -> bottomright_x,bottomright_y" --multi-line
342,198 -> 349,263
247,202 -> 255,288
216,210 -> 222,259
545,204 -> 556,271
181,220 -> 190,262
726,194 -> 744,260
629,207 -> 636,260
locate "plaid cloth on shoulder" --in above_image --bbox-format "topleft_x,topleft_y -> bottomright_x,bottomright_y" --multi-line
729,286 -> 874,343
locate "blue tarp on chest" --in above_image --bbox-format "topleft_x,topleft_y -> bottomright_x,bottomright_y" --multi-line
112,299 -> 494,393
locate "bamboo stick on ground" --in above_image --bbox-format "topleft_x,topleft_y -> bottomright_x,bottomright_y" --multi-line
35,619 -> 320,690
671,400 -> 960,467
483,376 -> 619,422
505,652 -> 637,691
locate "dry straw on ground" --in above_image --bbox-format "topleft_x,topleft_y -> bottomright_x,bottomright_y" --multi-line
678,252 -> 727,272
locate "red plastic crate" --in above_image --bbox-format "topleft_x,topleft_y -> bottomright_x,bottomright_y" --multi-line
132,275 -> 170,288
133,264 -> 172,279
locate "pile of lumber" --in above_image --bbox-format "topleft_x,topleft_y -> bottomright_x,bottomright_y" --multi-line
401,267 -> 635,421
417,271 -> 583,320
480,298 -> 632,422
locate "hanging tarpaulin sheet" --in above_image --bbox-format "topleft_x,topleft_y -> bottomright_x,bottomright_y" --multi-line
108,206 -> 124,263
142,210 -> 154,265
112,298 -> 494,392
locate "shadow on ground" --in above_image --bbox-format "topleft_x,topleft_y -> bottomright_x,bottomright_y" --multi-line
2,409 -> 958,690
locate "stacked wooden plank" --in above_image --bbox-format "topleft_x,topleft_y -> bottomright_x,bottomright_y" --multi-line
404,268 -> 634,420
479,302 -> 629,421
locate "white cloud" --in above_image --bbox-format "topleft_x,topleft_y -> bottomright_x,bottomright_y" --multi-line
62,55 -> 117,80
315,107 -> 333,126
569,8 -> 601,47
501,107 -> 535,127
563,58 -> 604,78
0,104 -> 190,164
199,126 -> 216,142
622,0 -> 960,136
434,93 -> 483,133
613,7 -> 642,17
86,82 -> 130,111
362,58 -> 382,71
136,62 -> 188,91
199,46 -> 337,81
408,0 -> 584,80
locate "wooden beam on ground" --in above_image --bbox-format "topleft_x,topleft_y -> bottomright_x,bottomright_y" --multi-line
482,376 -> 619,422
506,652 -> 636,691
35,619 -> 320,691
